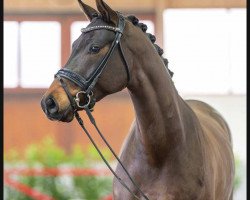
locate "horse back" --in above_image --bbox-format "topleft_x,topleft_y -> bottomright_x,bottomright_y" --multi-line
185,99 -> 234,200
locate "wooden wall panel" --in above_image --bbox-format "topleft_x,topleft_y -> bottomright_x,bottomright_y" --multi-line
4,95 -> 58,153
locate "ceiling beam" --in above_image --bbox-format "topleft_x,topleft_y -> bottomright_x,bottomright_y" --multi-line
4,0 -> 246,14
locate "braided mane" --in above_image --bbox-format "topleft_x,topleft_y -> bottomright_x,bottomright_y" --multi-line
126,15 -> 174,78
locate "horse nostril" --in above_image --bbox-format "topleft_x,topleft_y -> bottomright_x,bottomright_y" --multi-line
46,97 -> 58,114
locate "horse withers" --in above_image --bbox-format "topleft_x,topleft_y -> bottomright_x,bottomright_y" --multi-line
41,0 -> 235,199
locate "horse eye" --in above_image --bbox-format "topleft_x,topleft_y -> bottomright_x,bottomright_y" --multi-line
89,45 -> 100,53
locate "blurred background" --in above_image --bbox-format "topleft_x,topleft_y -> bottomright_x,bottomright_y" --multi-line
4,0 -> 246,199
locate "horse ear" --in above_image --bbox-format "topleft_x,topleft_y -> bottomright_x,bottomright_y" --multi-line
77,0 -> 99,21
95,0 -> 119,25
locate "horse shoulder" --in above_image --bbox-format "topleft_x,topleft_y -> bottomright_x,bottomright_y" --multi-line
185,99 -> 234,199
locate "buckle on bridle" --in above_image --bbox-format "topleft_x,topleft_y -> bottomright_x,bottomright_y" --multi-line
75,91 -> 93,109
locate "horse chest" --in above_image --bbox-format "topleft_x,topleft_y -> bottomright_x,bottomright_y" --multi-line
113,157 -> 164,200
113,134 -> 170,200
113,158 -> 183,200
112,131 -> 204,200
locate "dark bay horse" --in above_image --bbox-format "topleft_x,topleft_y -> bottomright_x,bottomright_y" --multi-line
41,0 -> 235,199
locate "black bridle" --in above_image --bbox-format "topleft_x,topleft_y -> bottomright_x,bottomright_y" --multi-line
54,14 -> 149,200
55,14 -> 130,111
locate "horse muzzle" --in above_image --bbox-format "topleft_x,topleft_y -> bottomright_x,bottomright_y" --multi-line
40,95 -> 74,122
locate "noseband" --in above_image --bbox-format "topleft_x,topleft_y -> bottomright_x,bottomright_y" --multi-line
54,14 -> 149,200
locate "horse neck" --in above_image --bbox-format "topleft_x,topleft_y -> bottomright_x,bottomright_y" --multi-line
127,44 -> 188,165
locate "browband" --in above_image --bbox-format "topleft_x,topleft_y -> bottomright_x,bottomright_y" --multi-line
81,25 -> 122,33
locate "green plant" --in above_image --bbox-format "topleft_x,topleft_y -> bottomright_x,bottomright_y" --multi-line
24,136 -> 67,167
4,187 -> 33,200
233,155 -> 244,191
69,144 -> 87,166
4,136 -> 113,200
4,148 -> 21,164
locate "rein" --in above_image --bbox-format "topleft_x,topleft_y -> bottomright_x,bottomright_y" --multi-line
55,14 -> 149,200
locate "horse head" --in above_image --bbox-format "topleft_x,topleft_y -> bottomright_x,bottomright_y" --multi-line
41,0 -> 136,122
